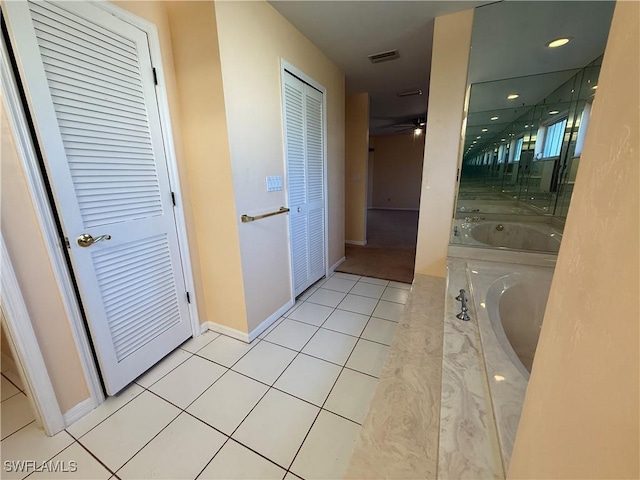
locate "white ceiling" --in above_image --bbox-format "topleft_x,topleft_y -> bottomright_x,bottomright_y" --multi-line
269,1 -> 489,134
468,1 -> 615,84
464,1 -> 614,155
269,0 -> 615,136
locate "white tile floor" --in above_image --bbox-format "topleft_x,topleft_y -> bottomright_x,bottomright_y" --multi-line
1,272 -> 410,480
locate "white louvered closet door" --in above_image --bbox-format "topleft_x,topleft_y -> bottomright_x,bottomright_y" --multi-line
4,0 -> 192,394
283,72 -> 325,297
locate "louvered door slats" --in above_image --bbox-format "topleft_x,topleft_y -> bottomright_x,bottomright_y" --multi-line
55,108 -> 149,131
284,72 -> 325,296
32,15 -> 137,67
306,95 -> 324,205
39,46 -> 141,85
29,3 -> 137,54
44,64 -> 144,101
62,128 -> 150,143
51,89 -> 148,117
92,234 -> 181,361
7,0 -> 191,394
308,209 -> 324,277
284,83 -> 306,209
32,29 -> 140,75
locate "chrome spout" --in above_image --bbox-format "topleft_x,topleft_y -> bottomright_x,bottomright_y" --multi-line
455,289 -> 471,321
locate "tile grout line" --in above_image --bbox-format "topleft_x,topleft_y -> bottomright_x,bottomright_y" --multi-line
284,274 -> 389,477
283,279 -> 403,476
29,274 -> 407,480
1,419 -> 36,444
77,391 -> 182,478
241,276 -> 361,478
61,433 -> 120,479
1,372 -> 24,393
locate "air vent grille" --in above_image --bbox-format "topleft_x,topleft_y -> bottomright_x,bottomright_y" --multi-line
368,49 -> 400,64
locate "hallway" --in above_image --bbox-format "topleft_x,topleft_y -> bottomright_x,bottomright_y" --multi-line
338,210 -> 419,283
0,273 -> 409,480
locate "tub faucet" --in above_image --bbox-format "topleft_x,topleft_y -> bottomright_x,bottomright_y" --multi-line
455,289 -> 471,321
464,216 -> 485,223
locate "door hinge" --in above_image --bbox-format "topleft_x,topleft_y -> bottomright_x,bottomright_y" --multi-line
152,67 -> 158,85
63,237 -> 70,249
171,191 -> 176,207
186,292 -> 191,304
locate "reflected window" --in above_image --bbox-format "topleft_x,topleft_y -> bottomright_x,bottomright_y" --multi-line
512,137 -> 524,163
542,117 -> 568,158
574,102 -> 592,157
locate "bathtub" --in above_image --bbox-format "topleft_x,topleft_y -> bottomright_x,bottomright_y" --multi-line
456,201 -> 538,215
452,220 -> 562,254
467,261 -> 554,468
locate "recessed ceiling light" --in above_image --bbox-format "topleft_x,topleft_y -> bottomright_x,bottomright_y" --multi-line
481,128 -> 488,132
592,85 -> 598,90
507,93 -> 519,100
501,138 -> 506,141
549,110 -> 559,115
547,37 -> 571,48
476,136 -> 481,139
490,116 -> 499,121
525,124 -> 529,128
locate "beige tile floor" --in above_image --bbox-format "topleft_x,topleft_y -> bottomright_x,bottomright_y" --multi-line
0,273 -> 410,480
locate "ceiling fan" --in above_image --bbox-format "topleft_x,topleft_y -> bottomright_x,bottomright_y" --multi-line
392,117 -> 426,135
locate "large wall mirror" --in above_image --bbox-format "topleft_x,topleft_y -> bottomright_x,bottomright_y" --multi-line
451,1 -> 615,254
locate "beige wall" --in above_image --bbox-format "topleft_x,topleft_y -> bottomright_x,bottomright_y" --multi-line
164,1 -> 248,332
509,2 -> 639,478
215,1 -> 345,331
114,0 -> 214,327
1,103 -> 89,413
414,9 -> 473,278
345,93 -> 369,244
115,1 -> 249,333
370,133 -> 424,210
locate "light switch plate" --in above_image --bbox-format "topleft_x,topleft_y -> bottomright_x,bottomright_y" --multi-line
266,175 -> 283,192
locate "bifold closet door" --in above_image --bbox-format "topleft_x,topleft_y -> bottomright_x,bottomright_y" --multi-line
283,71 -> 325,297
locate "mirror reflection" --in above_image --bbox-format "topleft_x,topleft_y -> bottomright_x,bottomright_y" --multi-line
451,1 -> 614,254
452,46 -> 611,251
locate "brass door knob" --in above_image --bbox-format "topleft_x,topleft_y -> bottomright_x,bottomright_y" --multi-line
77,233 -> 111,247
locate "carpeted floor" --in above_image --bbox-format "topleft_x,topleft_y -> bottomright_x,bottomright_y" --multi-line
337,209 -> 419,284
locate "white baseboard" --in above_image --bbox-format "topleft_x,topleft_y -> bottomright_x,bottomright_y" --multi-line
247,300 -> 293,342
63,397 -> 95,427
203,321 -> 250,343
202,299 -> 294,344
370,207 -> 419,211
345,240 -> 367,246
329,256 -> 346,275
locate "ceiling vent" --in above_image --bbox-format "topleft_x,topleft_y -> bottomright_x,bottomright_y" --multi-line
368,49 -> 400,64
397,89 -> 423,97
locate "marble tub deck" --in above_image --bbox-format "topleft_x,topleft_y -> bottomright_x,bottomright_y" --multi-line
346,262 -> 508,479
346,274 -> 446,479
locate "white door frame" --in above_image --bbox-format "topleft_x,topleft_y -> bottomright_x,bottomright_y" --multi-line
280,59 -> 329,300
0,0 -> 200,433
1,234 -> 65,436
